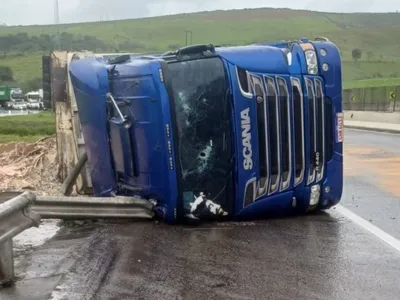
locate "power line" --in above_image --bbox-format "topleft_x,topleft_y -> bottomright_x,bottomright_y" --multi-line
185,31 -> 193,46
54,0 -> 60,49
54,0 -> 59,25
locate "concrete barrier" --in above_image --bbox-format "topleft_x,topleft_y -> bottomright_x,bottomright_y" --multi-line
344,111 -> 400,124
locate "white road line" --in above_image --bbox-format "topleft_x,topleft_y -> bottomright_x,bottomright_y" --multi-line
335,204 -> 400,253
346,127 -> 400,136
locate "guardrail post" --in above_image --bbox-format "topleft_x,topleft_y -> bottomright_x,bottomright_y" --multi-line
0,191 -> 40,287
0,239 -> 14,286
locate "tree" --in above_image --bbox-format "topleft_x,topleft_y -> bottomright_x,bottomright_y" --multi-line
0,66 -> 14,82
21,77 -> 42,92
0,32 -> 112,54
352,48 -> 362,61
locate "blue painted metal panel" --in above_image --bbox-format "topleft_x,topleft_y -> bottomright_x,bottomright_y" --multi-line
69,57 -> 117,196
217,45 -> 289,74
225,62 -> 259,215
109,59 -> 179,223
311,41 -> 343,209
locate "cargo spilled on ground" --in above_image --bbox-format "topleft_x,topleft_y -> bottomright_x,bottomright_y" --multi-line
0,111 -> 57,193
0,113 -> 61,258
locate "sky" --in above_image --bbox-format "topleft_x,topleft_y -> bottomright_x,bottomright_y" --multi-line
0,0 -> 398,26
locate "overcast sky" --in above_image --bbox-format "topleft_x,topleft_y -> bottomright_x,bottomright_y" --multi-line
1,0 -> 398,26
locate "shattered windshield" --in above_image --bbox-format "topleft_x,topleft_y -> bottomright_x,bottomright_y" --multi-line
168,57 -> 234,219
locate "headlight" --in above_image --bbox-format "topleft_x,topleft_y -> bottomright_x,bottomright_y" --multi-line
309,185 -> 321,206
305,50 -> 318,74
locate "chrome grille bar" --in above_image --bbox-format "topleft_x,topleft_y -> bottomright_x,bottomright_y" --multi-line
315,79 -> 325,182
236,66 -> 253,99
291,78 -> 305,186
277,77 -> 292,191
250,74 -> 269,197
306,78 -> 317,185
264,76 -> 281,195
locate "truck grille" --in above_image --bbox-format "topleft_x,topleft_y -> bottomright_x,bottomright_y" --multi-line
261,76 -> 325,193
262,75 -> 295,194
239,68 -> 326,206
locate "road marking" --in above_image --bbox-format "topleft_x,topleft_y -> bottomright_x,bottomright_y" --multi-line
335,204 -> 400,253
346,128 -> 400,136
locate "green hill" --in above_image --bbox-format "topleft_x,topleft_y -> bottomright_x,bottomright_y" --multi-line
1,7 -> 400,90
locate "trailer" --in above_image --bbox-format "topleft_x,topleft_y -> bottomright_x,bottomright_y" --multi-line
0,86 -> 27,110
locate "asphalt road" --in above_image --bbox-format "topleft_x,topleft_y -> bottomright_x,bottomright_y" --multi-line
342,128 -> 400,239
1,128 -> 400,300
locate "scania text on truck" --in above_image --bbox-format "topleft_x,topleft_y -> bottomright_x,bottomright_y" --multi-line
58,37 -> 343,224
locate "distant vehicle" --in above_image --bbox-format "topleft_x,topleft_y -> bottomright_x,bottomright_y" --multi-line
3,101 -> 14,110
25,91 -> 43,110
0,86 -> 27,110
45,38 -> 344,224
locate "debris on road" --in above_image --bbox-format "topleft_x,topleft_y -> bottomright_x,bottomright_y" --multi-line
0,136 -> 61,195
0,137 -> 62,261
13,219 -> 60,256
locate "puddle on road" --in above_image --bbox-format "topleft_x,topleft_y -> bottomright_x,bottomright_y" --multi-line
13,219 -> 60,254
344,146 -> 377,177
344,145 -> 400,196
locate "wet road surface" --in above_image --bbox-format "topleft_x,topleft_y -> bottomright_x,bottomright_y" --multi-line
2,128 -> 400,299
1,213 -> 400,300
342,128 -> 400,239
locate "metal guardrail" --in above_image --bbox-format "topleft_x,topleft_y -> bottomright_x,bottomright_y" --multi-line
0,192 -> 154,287
0,192 -> 40,286
33,195 -> 155,219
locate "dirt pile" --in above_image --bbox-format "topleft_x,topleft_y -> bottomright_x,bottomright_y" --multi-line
0,136 -> 62,195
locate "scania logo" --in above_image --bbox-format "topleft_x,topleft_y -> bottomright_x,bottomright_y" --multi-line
241,107 -> 253,170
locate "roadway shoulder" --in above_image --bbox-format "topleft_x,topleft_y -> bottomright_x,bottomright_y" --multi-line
345,120 -> 400,134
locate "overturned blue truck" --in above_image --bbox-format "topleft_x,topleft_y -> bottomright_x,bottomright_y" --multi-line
44,38 -> 344,224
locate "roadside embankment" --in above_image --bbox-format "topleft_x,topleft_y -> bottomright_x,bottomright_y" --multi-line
0,135 -> 60,194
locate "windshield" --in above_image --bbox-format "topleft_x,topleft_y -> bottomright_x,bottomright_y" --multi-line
10,91 -> 24,101
168,57 -> 234,219
28,95 -> 40,101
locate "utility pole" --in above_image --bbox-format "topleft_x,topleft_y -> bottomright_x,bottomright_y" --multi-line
185,31 -> 193,46
54,0 -> 60,49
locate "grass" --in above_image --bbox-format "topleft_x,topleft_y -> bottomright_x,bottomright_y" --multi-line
0,112 -> 55,143
0,53 -> 43,84
344,78 -> 400,89
0,134 -> 47,144
1,8 -> 400,88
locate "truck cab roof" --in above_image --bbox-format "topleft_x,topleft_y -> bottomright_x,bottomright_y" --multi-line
93,43 -> 303,76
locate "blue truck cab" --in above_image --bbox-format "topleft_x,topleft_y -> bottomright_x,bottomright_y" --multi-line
69,38 -> 343,224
